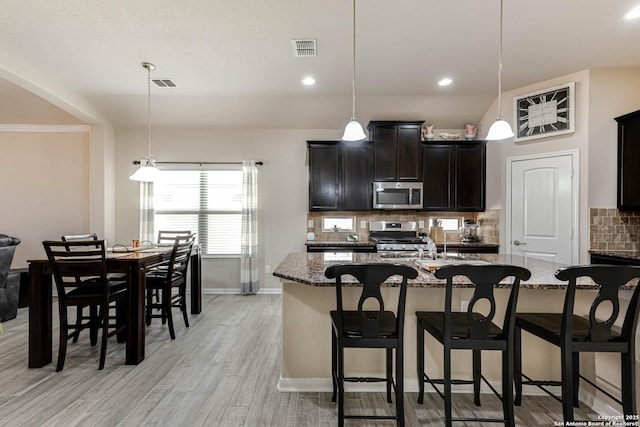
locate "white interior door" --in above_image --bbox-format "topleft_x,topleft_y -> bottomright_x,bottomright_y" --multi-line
508,152 -> 577,264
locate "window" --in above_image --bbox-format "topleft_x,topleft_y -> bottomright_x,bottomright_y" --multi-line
430,217 -> 462,232
322,217 -> 355,232
154,167 -> 243,256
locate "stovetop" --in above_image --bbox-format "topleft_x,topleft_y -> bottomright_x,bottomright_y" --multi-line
369,236 -> 428,244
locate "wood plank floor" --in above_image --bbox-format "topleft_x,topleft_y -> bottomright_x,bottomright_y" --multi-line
0,295 -> 606,426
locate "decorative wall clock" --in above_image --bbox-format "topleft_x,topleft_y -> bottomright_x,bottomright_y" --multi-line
513,82 -> 575,142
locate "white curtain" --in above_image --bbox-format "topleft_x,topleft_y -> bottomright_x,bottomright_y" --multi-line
140,182 -> 155,243
240,160 -> 259,294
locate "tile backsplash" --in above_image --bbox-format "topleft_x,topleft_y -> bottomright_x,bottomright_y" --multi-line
590,208 -> 640,251
307,209 -> 500,244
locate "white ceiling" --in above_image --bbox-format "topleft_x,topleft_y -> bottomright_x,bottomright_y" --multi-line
1,0 -> 639,129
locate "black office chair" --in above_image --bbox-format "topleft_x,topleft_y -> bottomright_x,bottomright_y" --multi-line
325,263 -> 418,427
416,264 -> 531,427
145,236 -> 194,339
43,240 -> 128,371
514,265 -> 640,423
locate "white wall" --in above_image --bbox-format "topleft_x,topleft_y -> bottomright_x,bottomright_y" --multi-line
0,131 -> 90,267
588,68 -> 640,207
114,127 -> 338,291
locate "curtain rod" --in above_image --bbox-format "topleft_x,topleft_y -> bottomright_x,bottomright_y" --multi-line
132,160 -> 263,166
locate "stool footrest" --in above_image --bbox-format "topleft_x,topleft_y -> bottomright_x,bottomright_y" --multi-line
344,376 -> 389,383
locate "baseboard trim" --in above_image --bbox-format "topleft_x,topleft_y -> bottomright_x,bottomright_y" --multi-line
201,288 -> 282,295
277,376 -> 623,416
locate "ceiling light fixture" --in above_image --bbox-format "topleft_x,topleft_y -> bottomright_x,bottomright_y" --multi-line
438,78 -> 453,86
130,62 -> 160,182
302,76 -> 316,86
341,0 -> 366,141
486,0 -> 515,141
625,6 -> 640,20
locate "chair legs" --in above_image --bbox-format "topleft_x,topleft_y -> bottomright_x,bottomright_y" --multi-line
561,346 -> 575,422
473,349 -> 482,406
56,303 -> 69,372
417,325 -> 425,404
146,285 -> 189,340
502,345 -> 515,427
514,327 -> 522,406
331,328 -> 404,426
622,352 -> 637,417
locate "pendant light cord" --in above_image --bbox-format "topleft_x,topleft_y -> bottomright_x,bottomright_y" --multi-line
351,0 -> 357,120
497,0 -> 504,119
146,64 -> 152,160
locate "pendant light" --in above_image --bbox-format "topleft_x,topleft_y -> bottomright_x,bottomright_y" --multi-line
130,61 -> 161,182
486,0 -> 515,141
341,0 -> 366,141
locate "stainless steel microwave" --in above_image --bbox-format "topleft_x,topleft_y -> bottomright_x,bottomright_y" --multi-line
372,182 -> 423,209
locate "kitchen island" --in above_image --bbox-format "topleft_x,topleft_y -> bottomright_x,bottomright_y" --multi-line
273,252 -> 634,407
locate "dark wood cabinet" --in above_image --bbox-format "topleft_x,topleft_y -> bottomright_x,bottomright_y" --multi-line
422,141 -> 486,212
368,121 -> 424,182
616,110 -> 640,210
307,140 -> 372,211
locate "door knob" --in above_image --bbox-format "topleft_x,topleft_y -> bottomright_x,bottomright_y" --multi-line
513,240 -> 527,246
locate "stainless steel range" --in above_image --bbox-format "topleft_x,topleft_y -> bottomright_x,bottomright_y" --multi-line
369,221 -> 434,253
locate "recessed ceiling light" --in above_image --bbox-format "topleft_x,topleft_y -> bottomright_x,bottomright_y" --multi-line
625,5 -> 640,20
438,78 -> 453,86
302,76 -> 316,86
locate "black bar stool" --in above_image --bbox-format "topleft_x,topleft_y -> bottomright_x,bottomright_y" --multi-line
325,263 -> 418,427
515,264 -> 640,423
416,264 -> 531,427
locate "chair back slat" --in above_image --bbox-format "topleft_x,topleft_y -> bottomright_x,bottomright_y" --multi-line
555,265 -> 640,342
434,264 -> 531,340
157,230 -> 196,244
43,240 -> 108,297
325,263 -> 418,339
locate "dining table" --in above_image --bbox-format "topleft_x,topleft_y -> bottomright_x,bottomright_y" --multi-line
27,244 -> 202,368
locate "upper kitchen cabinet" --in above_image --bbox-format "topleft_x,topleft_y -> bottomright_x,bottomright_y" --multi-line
368,121 -> 424,181
616,110 -> 640,210
307,141 -> 372,211
422,141 -> 486,212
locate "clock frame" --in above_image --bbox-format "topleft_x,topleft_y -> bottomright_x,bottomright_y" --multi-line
513,82 -> 575,142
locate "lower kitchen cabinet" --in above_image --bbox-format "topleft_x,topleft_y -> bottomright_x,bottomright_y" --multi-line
422,141 -> 486,211
307,140 -> 372,211
590,253 -> 640,266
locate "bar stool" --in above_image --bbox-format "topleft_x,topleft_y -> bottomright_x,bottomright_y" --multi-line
325,263 -> 418,427
416,264 -> 531,427
514,265 -> 640,423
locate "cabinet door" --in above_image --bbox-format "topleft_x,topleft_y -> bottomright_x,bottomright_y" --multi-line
455,143 -> 486,211
422,144 -> 454,211
342,144 -> 372,211
308,144 -> 340,210
617,112 -> 640,209
397,124 -> 423,181
372,124 -> 397,181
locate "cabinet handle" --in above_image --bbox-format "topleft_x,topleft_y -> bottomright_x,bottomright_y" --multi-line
513,240 -> 527,246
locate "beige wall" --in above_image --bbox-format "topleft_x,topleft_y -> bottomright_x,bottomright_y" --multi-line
114,127 -> 338,291
0,131 -> 90,267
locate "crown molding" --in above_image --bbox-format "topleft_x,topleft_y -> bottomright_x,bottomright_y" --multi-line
0,124 -> 90,132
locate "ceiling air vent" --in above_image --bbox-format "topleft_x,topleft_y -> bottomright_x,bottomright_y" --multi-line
291,39 -> 317,57
152,79 -> 179,88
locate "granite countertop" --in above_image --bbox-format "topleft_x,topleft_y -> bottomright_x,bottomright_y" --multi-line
272,252 -> 621,290
589,250 -> 640,261
305,240 -> 376,247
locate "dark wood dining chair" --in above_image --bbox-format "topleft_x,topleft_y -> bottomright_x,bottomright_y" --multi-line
514,265 -> 640,423
325,263 -> 418,427
43,240 -> 128,371
61,233 -> 101,344
157,230 -> 195,244
416,263 -> 531,427
145,236 -> 194,339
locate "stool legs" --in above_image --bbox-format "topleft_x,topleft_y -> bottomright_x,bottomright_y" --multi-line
473,349 -> 481,406
561,346 -> 575,422
396,345 -> 404,426
622,352 -> 637,418
417,323 -> 425,404
331,329 -> 337,403
503,344 -> 515,427
514,326 -> 523,406
443,345 -> 453,427
386,348 -> 393,403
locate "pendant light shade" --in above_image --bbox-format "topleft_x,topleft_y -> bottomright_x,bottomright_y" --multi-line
486,0 -> 514,141
342,0 -> 366,142
130,61 -> 160,182
342,119 -> 367,141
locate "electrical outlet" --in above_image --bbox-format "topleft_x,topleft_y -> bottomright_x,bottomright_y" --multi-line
307,220 -> 314,228
265,265 -> 271,274
360,220 -> 366,229
461,300 -> 469,312
418,220 -> 425,229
